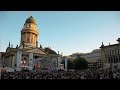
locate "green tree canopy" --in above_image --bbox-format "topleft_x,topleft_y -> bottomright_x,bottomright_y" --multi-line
73,57 -> 88,70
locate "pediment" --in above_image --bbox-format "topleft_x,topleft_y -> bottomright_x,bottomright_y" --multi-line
25,48 -> 46,54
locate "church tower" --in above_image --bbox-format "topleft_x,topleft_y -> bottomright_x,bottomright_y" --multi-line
19,16 -> 39,49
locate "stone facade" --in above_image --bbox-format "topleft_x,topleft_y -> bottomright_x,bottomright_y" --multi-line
80,49 -> 102,68
100,38 -> 120,69
20,16 -> 39,49
1,16 -> 60,71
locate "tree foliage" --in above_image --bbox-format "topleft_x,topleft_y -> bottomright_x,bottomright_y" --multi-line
61,57 -> 88,70
73,57 -> 88,70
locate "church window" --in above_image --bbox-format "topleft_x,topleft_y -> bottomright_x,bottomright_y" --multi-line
116,50 -> 118,55
114,50 -> 115,55
119,50 -> 120,55
108,51 -> 110,55
114,50 -> 116,55
111,51 -> 112,55
111,50 -> 113,55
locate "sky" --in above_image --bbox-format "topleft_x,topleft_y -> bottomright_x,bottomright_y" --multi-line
0,11 -> 120,56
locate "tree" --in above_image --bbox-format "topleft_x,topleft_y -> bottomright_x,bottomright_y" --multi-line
73,57 -> 88,70
61,60 -> 74,69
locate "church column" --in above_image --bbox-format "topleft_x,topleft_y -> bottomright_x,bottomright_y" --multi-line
29,33 -> 31,43
35,34 -> 36,44
34,35 -> 36,44
32,34 -> 33,44
30,33 -> 32,43
33,34 -> 35,43
28,33 -> 30,43
27,33 -> 29,42
31,33 -> 32,43
36,35 -> 37,44
25,33 -> 27,43
32,34 -> 34,44
26,33 -> 28,43
36,35 -> 38,41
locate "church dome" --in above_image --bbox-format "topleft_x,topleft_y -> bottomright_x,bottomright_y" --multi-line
25,16 -> 36,24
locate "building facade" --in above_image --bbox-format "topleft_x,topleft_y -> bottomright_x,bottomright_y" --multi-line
69,53 -> 80,61
1,16 -> 60,71
67,49 -> 102,68
100,38 -> 120,69
80,49 -> 102,68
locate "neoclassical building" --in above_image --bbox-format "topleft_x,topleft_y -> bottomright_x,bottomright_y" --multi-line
100,38 -> 120,69
1,16 -> 60,71
80,49 -> 102,68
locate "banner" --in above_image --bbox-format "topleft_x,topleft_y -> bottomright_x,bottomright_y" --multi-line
16,51 -> 22,71
29,53 -> 33,70
65,58 -> 67,71
58,57 -> 62,68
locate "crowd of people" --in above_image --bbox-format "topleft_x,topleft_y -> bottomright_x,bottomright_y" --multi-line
1,68 -> 120,79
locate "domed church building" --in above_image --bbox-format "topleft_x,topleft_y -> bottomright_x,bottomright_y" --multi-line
1,16 -> 61,71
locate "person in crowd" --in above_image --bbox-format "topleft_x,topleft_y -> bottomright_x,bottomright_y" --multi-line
1,68 -> 120,79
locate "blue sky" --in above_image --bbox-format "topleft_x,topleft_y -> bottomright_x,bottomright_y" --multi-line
0,11 -> 120,56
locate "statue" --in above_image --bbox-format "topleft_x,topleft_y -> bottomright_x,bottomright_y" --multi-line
102,42 -> 104,46
40,45 -> 42,48
100,42 -> 104,48
9,41 -> 10,47
16,45 -> 18,49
